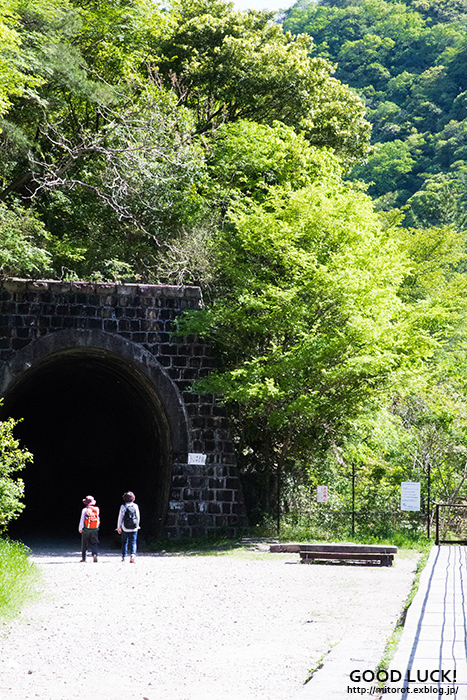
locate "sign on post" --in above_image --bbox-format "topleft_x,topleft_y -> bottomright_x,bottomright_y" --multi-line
317,485 -> 329,504
401,482 -> 421,511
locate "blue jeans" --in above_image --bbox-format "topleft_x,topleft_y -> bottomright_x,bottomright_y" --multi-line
121,530 -> 137,558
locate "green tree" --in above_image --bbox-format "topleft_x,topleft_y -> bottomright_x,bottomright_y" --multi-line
407,174 -> 467,229
354,139 -> 417,197
0,0 -> 374,282
158,0 -> 371,163
180,178 -> 429,517
0,0 -> 26,116
0,203 -> 52,277
336,223 -> 467,526
392,389 -> 467,508
0,411 -> 32,533
303,225 -> 467,533
206,118 -> 343,207
283,0 -> 467,210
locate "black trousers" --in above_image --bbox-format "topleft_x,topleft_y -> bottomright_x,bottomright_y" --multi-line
81,529 -> 99,558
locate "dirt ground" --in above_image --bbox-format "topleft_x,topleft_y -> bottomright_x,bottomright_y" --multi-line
0,543 -> 420,700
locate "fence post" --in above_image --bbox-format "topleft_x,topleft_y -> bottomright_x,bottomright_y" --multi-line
427,460 -> 431,539
351,463 -> 355,538
435,503 -> 439,545
276,462 -> 281,537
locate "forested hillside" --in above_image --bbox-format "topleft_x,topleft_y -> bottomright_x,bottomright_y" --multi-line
283,0 -> 467,229
2,0 -> 467,531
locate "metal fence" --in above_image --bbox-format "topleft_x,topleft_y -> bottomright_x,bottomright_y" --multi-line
281,508 -> 428,539
435,504 -> 467,544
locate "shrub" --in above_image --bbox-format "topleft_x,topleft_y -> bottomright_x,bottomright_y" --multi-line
0,538 -> 40,620
0,410 -> 33,533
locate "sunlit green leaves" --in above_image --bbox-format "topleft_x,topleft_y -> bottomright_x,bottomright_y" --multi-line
0,203 -> 52,277
158,0 -> 371,162
0,411 -> 32,533
0,0 -> 24,116
207,119 -> 343,204
185,178 -> 418,444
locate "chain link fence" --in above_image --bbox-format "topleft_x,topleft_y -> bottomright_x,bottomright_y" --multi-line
280,508 -> 429,540
435,504 -> 467,544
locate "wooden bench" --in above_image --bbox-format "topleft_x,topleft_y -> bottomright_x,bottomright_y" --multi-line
299,543 -> 397,567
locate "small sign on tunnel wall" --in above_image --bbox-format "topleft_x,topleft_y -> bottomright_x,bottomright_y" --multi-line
188,452 -> 207,465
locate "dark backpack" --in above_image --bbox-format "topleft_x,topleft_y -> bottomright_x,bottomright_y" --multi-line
123,504 -> 138,529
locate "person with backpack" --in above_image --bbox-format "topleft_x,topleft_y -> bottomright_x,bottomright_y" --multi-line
117,491 -> 140,563
78,495 -> 100,562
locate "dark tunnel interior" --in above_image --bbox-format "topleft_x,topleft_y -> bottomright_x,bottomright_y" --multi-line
1,350 -> 171,542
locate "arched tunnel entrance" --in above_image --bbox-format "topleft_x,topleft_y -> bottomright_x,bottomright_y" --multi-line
1,347 -> 174,541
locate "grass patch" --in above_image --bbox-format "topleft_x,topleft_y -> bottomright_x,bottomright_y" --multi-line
146,524 -> 433,557
304,646 -> 335,684
0,538 -> 41,622
275,522 -> 433,550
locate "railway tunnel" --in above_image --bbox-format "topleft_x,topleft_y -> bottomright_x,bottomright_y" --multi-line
0,280 -> 247,541
1,348 -> 172,540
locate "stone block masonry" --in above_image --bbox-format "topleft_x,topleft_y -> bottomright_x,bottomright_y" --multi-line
0,279 -> 247,538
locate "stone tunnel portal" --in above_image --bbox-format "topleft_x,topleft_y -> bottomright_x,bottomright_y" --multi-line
0,280 -> 247,540
2,349 -> 172,540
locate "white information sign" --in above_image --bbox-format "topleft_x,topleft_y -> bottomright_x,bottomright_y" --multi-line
401,482 -> 421,511
188,452 -> 207,466
317,485 -> 329,504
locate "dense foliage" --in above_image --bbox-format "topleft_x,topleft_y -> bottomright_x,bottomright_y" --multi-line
0,0 -> 370,281
282,0 -> 467,226
2,0 -> 467,529
0,410 -> 32,532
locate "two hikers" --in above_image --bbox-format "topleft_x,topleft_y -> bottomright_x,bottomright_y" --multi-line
78,491 -> 140,563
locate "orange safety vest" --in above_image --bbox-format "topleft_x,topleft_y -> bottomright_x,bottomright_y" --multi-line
83,506 -> 100,529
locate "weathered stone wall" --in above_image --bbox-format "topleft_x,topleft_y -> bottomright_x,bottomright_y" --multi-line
0,279 -> 247,537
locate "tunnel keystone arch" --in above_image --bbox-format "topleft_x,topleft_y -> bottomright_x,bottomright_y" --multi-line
0,279 -> 247,538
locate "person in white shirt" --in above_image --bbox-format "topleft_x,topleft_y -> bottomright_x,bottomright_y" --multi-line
117,491 -> 140,563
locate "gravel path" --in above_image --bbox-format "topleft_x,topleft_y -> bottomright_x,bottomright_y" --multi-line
0,544 -> 420,700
